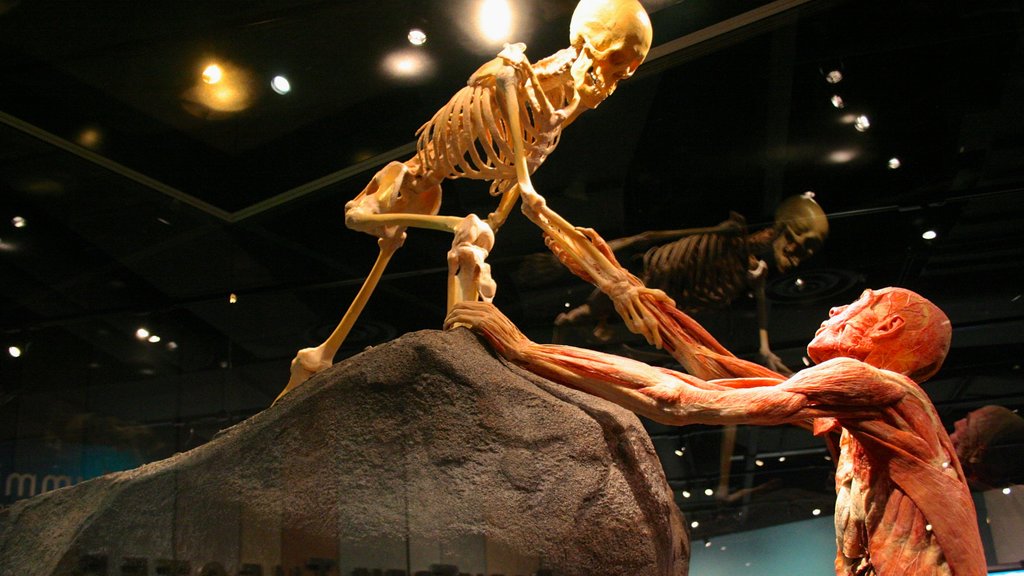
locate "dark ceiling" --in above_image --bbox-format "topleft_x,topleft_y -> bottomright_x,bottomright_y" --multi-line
1,0 -> 1023,550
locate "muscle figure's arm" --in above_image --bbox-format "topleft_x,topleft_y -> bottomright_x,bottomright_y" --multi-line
446,301 -> 899,426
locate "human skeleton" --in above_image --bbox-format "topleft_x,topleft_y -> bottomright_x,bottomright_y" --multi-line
554,192 -> 829,375
277,0 -> 666,401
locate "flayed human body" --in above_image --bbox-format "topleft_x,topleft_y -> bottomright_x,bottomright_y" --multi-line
446,287 -> 986,575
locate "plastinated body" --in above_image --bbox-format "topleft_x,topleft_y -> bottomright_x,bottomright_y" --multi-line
447,284 -> 986,575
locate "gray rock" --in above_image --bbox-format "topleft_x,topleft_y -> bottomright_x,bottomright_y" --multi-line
0,329 -> 688,576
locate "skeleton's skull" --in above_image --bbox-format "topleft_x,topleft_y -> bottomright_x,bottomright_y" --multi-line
772,192 -> 828,272
569,0 -> 653,109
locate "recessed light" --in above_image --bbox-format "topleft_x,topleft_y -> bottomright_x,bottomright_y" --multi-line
271,75 -> 291,95
8,346 -> 21,358
922,230 -> 938,240
408,28 -> 427,46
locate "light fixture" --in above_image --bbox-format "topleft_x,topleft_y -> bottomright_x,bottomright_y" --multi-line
830,95 -> 845,109
812,508 -> 822,516
167,341 -> 179,351
704,541 -> 712,548
682,490 -> 691,498
229,293 -> 238,304
674,447 -> 685,457
691,521 -> 700,528
11,216 -> 26,228
888,157 -> 902,170
704,488 -> 714,496
408,28 -> 427,46
477,0 -> 513,43
778,456 -> 786,462
794,278 -> 805,289
135,328 -> 151,340
148,335 -> 161,343
8,346 -> 21,358
202,63 -> 224,85
1003,487 -> 1013,495
854,115 -> 871,132
825,70 -> 843,84
755,459 -> 764,467
921,230 -> 938,241
271,75 -> 291,95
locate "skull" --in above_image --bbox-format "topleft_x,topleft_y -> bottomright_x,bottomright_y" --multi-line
771,192 -> 829,272
569,0 -> 653,109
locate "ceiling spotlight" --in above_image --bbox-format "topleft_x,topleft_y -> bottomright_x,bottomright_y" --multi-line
229,293 -> 238,304
166,341 -> 179,351
778,456 -> 786,462
135,328 -> 151,340
682,490 -> 691,498
1004,487 -> 1013,495
11,216 -> 26,228
8,346 -> 22,358
477,0 -> 513,43
148,334 -> 161,343
691,521 -> 700,529
704,540 -> 712,548
825,70 -> 843,84
755,459 -> 764,467
812,508 -> 822,516
794,278 -> 805,289
888,157 -> 902,170
202,63 -> 224,85
921,230 -> 938,241
408,28 -> 427,46
704,488 -> 714,496
830,95 -> 844,109
854,115 -> 871,132
674,448 -> 685,457
271,75 -> 291,95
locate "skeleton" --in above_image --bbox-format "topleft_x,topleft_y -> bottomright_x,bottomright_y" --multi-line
447,285 -> 987,575
275,0 -> 664,402
554,192 -> 829,375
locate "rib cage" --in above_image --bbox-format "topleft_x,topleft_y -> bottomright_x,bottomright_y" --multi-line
413,79 -> 562,197
640,232 -> 752,311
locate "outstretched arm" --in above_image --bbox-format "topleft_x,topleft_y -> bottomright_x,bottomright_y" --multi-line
546,227 -> 782,381
445,302 -> 896,427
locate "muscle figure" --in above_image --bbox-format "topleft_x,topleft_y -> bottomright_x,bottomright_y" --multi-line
446,287 -> 986,575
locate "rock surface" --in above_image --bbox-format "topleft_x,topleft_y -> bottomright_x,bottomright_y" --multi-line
0,329 -> 688,576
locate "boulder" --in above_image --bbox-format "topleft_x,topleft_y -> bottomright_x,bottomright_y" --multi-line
0,329 -> 688,576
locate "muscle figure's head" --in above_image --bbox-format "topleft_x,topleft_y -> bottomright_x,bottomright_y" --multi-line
807,287 -> 951,382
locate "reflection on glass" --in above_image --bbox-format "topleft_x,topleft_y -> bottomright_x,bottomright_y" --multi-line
183,60 -> 255,115
382,49 -> 434,79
